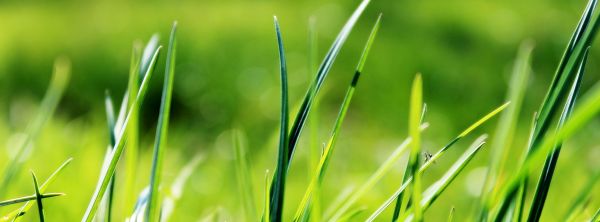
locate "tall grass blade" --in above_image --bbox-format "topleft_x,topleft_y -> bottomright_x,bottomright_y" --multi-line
0,58 -> 70,195
269,16 -> 290,222
30,172 -> 44,222
263,170 -> 271,222
82,46 -> 162,222
306,16 -> 322,222
147,21 -> 177,222
161,153 -> 204,222
292,14 -> 381,221
528,47 -> 588,221
402,135 -> 487,221
407,74 -> 423,221
233,130 -> 258,221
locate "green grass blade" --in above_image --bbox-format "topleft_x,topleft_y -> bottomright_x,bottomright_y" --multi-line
402,135 -> 487,221
81,46 -> 162,222
0,58 -> 70,195
31,172 -> 44,222
292,15 -> 381,221
263,170 -> 271,222
327,123 -> 429,222
0,193 -> 63,208
447,207 -> 455,222
233,129 -> 258,221
161,153 -> 204,221
306,16 -> 322,222
408,74 -> 423,221
528,47 -> 588,222
591,208 -> 600,222
285,0 -> 370,167
490,79 -> 600,222
103,90 -> 117,222
3,159 -> 73,222
269,16 -> 290,222
147,21 -> 177,222
337,207 -> 366,222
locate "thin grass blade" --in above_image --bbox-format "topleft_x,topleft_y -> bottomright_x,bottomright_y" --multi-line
31,172 -> 44,222
233,130 -> 258,221
0,193 -> 63,207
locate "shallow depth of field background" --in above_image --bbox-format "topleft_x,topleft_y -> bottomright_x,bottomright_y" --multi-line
0,0 -> 599,221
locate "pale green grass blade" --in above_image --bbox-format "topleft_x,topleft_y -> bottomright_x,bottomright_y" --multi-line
447,207 -> 455,222
408,74 -> 423,221
147,21 -> 177,222
269,16 -> 290,222
293,15 -> 381,221
480,41 -> 533,206
31,172 -> 44,222
306,16 -> 322,222
0,193 -> 63,207
263,170 -> 271,222
401,135 -> 487,221
327,123 -> 429,222
82,46 -> 162,222
161,153 -> 204,222
323,186 -> 355,218
103,91 -> 116,222
337,207 -> 366,222
233,129 -> 258,221
528,48 -> 588,221
0,58 -> 70,194
3,158 -> 72,222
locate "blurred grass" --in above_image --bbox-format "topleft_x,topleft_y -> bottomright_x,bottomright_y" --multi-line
0,0 -> 599,221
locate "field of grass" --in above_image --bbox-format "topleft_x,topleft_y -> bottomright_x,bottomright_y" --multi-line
1,0 -> 600,221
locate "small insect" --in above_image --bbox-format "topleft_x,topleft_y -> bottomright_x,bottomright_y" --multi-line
423,151 -> 435,164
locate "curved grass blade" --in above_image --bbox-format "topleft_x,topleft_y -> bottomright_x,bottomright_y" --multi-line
233,130 -> 258,221
0,58 -> 70,195
447,207 -> 455,222
337,207 -> 366,222
146,21 -> 177,222
407,74 -> 423,221
161,153 -> 204,222
401,135 -> 487,221
268,16 -> 290,222
528,48 -> 588,221
292,14 -> 381,221
3,158 -> 73,222
327,123 -> 429,222
82,46 -> 162,222
0,193 -> 63,208
31,172 -> 44,222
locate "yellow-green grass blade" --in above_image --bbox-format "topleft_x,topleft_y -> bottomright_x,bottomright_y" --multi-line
103,91 -> 117,222
123,41 -> 142,216
81,46 -> 162,222
563,171 -> 600,221
5,158 -> 72,222
233,130 -> 258,221
306,16 -> 322,222
337,207 -> 366,222
327,123 -> 429,222
268,16 -> 290,222
161,153 -> 204,222
401,135 -> 487,221
293,14 -> 381,222
447,207 -> 455,222
147,21 -> 177,222
30,172 -> 44,222
528,48 -> 588,222
489,80 -> 600,222
263,170 -> 271,222
0,193 -> 63,208
0,58 -> 70,195
480,41 -> 533,207
408,74 -> 423,221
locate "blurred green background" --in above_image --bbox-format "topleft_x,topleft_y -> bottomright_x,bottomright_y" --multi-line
0,0 -> 599,221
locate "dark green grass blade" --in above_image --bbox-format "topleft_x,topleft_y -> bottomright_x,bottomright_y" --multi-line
233,130 -> 258,221
292,14 -> 381,222
401,136 -> 487,221
0,58 -> 70,195
147,21 -> 177,222
528,48 -> 588,222
563,171 -> 600,221
269,16 -> 290,222
3,158 -> 72,222
490,80 -> 600,222
82,46 -> 162,222
408,74 -> 423,221
0,193 -> 63,208
30,172 -> 44,222
285,0 -> 370,164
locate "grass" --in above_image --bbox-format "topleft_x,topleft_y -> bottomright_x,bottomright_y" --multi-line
1,0 -> 600,221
